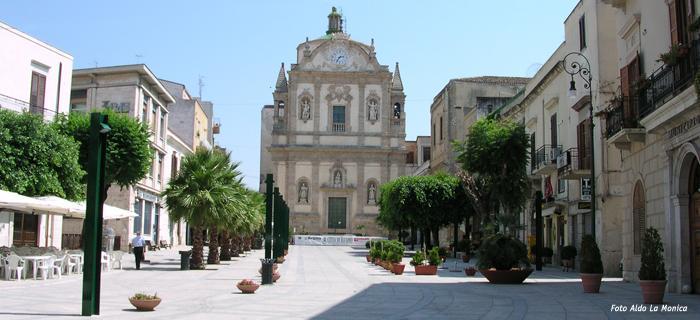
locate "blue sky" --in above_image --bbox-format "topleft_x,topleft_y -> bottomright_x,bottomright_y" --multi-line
2,1 -> 577,188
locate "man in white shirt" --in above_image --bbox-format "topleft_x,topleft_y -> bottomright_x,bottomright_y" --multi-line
132,232 -> 145,270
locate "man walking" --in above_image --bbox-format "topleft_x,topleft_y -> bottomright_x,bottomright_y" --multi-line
132,232 -> 145,270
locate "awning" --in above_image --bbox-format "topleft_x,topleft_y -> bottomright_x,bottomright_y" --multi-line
34,196 -> 137,220
0,190 -> 66,215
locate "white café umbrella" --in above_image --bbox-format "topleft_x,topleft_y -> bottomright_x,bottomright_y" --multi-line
32,195 -> 137,220
0,189 -> 66,215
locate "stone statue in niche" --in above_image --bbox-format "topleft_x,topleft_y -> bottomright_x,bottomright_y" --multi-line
368,99 -> 379,121
300,98 -> 311,121
333,171 -> 343,187
298,182 -> 309,203
368,183 -> 377,204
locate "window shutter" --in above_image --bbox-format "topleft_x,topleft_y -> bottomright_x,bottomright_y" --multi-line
670,0 -> 680,45
550,114 -> 557,147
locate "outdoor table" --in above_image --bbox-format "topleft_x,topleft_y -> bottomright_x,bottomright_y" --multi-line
21,255 -> 51,279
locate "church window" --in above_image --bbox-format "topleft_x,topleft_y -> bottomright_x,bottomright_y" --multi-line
332,105 -> 345,132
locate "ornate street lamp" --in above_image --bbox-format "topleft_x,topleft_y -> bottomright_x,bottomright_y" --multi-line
563,52 -> 596,240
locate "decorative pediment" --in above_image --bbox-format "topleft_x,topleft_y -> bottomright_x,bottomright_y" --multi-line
325,85 -> 353,103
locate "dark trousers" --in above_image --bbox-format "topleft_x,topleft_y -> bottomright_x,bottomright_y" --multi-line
134,246 -> 144,270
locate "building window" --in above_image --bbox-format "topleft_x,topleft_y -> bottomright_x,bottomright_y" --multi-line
278,101 -> 285,118
406,152 -> 415,164
142,96 -> 149,123
577,119 -> 592,170
157,153 -> 164,183
432,124 -> 436,145
160,112 -> 166,140
332,105 -> 345,132
143,201 -> 153,235
13,212 -> 38,246
171,152 -> 178,180
393,103 -> 401,119
151,105 -> 158,132
558,178 -> 566,194
133,200 -> 143,234
550,113 -> 558,147
578,15 -> 586,50
423,147 -> 431,162
633,181 -> 646,255
30,72 -> 46,115
70,89 -> 88,113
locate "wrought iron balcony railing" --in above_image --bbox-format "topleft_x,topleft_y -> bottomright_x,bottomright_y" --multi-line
531,145 -> 562,175
638,40 -> 699,119
605,96 -> 640,138
557,147 -> 591,177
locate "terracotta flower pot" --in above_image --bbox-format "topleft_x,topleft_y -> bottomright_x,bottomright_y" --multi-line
272,272 -> 281,282
366,255 -> 371,262
383,261 -> 392,270
392,263 -> 405,275
414,265 -> 438,275
462,255 -> 471,263
640,280 -> 667,304
464,268 -> 477,276
129,298 -> 161,311
237,283 -> 260,294
580,273 -> 603,293
480,268 -> 533,284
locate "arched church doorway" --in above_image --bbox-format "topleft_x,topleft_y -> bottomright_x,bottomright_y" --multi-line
689,157 -> 700,293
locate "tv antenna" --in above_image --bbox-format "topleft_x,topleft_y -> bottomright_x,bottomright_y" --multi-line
198,75 -> 205,99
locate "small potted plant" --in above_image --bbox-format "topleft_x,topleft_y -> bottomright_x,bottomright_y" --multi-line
414,248 -> 439,275
464,266 -> 477,276
237,279 -> 260,294
129,292 -> 161,311
272,272 -> 281,282
561,245 -> 577,272
458,238 -> 472,262
639,227 -> 667,304
388,240 -> 406,275
658,44 -> 687,66
579,235 -> 604,293
438,247 -> 449,263
477,233 -> 532,284
542,247 -> 554,265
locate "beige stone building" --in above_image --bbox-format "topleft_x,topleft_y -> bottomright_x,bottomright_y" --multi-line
495,0 -> 620,275
260,8 -> 407,236
429,77 -> 529,175
69,64 -> 176,250
601,0 -> 700,293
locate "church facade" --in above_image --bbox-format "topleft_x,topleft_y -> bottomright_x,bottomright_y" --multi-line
260,8 -> 407,236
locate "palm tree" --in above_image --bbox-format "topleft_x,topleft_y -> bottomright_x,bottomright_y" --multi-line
163,148 -> 245,269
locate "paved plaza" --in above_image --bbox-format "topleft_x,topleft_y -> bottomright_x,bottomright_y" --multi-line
1,246 -> 699,319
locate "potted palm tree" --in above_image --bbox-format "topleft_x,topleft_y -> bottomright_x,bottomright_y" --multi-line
639,227 -> 667,304
579,235 -> 604,293
561,245 -> 577,271
388,240 -> 406,275
477,233 -> 532,284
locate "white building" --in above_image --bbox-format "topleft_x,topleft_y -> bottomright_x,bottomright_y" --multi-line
0,21 -> 72,119
0,21 -> 73,249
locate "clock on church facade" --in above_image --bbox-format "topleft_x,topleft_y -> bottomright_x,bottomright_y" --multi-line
259,7 -> 407,236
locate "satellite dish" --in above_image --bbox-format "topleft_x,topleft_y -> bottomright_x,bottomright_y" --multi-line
525,63 -> 543,77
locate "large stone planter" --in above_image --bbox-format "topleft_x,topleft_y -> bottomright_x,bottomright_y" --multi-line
414,265 -> 438,275
640,280 -> 667,304
480,269 -> 533,284
580,273 -> 603,293
237,283 -> 260,294
129,298 -> 161,311
392,263 -> 405,275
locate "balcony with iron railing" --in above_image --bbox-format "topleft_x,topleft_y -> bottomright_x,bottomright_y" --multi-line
604,95 -> 645,149
530,145 -> 562,175
638,40 -> 700,125
557,147 -> 591,180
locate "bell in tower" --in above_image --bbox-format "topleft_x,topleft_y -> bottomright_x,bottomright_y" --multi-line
326,7 -> 343,35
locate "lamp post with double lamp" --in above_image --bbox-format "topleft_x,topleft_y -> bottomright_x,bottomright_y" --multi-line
562,52 -> 595,240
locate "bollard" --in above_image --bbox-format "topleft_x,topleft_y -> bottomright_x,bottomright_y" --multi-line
179,250 -> 191,270
261,258 -> 274,284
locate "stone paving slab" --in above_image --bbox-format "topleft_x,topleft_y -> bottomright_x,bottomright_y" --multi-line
0,245 -> 698,319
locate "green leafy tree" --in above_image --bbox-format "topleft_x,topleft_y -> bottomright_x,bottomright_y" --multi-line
639,227 -> 666,281
580,234 -> 604,274
53,109 -> 152,195
0,110 -> 84,200
163,148 -> 245,269
454,117 -> 530,234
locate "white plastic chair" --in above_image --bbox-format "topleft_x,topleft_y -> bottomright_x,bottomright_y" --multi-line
37,255 -> 56,280
52,255 -> 67,279
64,255 -> 77,275
4,254 -> 24,280
110,251 -> 123,270
100,252 -> 110,272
